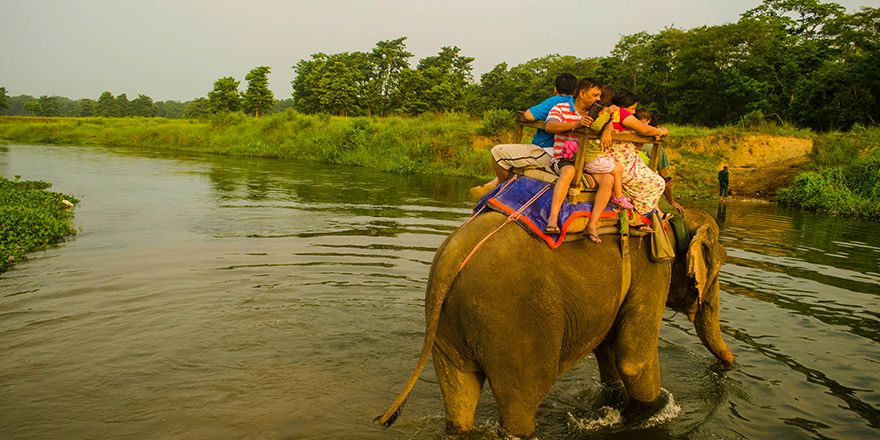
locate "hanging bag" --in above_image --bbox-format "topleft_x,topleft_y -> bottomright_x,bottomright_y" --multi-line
650,213 -> 676,263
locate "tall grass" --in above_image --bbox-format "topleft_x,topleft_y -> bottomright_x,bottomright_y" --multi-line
0,112 -> 492,178
1,113 -> 877,217
777,125 -> 880,219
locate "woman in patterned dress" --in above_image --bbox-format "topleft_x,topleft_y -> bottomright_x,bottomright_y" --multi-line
606,89 -> 671,219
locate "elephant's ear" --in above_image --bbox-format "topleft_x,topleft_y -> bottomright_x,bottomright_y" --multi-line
686,224 -> 727,306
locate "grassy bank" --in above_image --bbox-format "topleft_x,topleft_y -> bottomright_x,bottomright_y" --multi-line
1,113 -> 876,217
0,176 -> 78,272
777,126 -> 880,219
0,112 -> 489,177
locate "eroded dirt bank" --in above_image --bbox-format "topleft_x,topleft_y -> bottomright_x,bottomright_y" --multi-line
667,134 -> 813,198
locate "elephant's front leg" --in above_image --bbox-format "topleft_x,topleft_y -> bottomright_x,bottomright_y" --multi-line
614,290 -> 665,413
432,347 -> 485,435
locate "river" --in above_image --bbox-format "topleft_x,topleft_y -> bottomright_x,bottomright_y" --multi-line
0,144 -> 877,439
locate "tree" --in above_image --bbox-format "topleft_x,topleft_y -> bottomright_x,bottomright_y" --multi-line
292,52 -> 371,115
115,94 -> 131,117
743,0 -> 846,39
24,100 -> 41,115
0,86 -> 7,113
36,95 -> 61,116
316,59 -> 361,115
183,98 -> 210,119
273,98 -> 296,113
77,99 -> 96,117
155,100 -> 186,118
412,46 -> 476,113
96,91 -> 116,117
130,94 -> 156,117
367,37 -> 413,115
208,76 -> 241,113
477,63 -> 517,113
242,66 -> 274,117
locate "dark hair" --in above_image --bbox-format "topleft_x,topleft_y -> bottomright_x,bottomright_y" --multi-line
634,108 -> 652,122
574,77 -> 602,99
554,73 -> 577,95
611,89 -> 639,108
600,84 -> 615,103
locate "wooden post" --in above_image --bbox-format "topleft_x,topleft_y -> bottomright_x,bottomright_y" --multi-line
569,129 -> 591,197
514,112 -> 526,144
649,142 -> 661,171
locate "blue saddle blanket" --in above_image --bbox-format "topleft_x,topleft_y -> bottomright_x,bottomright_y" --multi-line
474,176 -> 623,248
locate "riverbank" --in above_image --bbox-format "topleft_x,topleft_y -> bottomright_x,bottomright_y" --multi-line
0,176 -> 78,272
1,113 -> 877,218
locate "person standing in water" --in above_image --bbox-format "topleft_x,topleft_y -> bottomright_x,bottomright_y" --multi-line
718,164 -> 730,202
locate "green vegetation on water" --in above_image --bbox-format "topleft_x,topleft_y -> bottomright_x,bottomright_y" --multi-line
0,176 -> 78,272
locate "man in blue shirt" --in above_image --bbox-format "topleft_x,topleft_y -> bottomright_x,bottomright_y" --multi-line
470,73 -> 577,199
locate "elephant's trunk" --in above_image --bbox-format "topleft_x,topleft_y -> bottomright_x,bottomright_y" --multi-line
693,282 -> 734,366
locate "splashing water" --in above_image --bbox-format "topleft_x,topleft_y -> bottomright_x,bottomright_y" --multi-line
636,389 -> 682,429
567,406 -> 623,431
567,389 -> 681,432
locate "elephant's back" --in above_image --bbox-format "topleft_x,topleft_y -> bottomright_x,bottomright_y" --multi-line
434,212 -> 625,369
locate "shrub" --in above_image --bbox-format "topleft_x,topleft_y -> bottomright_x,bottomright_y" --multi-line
0,177 -> 78,272
477,109 -> 514,137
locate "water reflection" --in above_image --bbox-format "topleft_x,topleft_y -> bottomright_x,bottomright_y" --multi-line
1,145 -> 879,439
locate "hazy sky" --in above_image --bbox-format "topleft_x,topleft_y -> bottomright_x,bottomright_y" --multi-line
2,0 -> 876,101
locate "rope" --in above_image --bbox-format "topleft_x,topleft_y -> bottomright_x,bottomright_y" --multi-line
462,176 -> 519,227
457,182 -> 552,272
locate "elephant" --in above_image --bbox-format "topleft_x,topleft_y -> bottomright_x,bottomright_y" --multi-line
376,207 -> 734,438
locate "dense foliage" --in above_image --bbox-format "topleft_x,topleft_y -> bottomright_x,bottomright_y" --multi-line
0,176 -> 78,272
1,1 -> 875,131
777,125 -> 880,217
242,66 -> 274,117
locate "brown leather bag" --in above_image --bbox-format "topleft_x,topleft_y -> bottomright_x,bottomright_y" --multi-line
650,213 -> 676,263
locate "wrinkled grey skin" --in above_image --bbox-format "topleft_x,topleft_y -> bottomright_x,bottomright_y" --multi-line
378,207 -> 733,438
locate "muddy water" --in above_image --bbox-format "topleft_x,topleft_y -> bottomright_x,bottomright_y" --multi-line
0,144 -> 877,439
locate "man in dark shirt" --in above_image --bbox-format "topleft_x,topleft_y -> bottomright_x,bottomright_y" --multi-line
718,165 -> 730,202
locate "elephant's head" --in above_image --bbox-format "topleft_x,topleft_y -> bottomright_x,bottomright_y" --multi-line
667,208 -> 734,366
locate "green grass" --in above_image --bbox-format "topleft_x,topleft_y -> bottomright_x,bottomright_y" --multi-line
1,113 -> 877,218
0,176 -> 79,272
0,112 -> 492,178
777,125 -> 880,219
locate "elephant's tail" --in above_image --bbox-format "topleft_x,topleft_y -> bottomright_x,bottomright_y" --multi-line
375,277 -> 447,427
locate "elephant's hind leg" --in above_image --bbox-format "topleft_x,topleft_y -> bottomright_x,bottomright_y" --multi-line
432,348 -> 485,435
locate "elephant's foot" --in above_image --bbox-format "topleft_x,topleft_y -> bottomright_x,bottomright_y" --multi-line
497,426 -> 537,440
621,390 -> 670,425
597,380 -> 628,409
444,421 -> 472,436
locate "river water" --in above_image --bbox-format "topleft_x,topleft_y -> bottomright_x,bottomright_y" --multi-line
0,144 -> 877,440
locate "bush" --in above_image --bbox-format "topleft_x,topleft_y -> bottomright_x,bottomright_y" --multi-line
0,176 -> 78,272
477,109 -> 514,137
777,157 -> 880,218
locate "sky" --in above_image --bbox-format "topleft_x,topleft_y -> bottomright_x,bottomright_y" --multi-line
1,0 -> 876,101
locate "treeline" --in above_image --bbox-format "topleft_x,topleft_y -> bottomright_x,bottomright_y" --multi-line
0,65 -> 278,119
289,0 -> 879,130
1,0 -> 877,131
